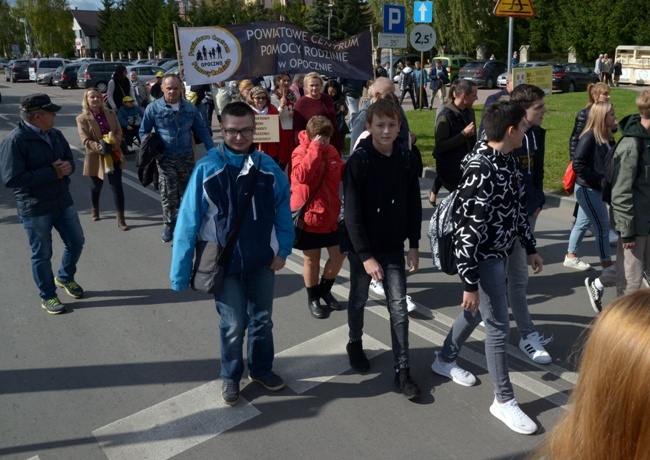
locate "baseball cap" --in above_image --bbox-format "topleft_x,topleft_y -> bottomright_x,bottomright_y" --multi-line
156,71 -> 164,78
122,95 -> 135,103
20,94 -> 61,112
375,58 -> 381,63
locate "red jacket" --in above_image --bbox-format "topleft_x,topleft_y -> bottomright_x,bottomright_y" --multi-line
290,130 -> 345,233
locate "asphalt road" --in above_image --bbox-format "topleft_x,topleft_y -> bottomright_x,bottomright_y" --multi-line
0,81 -> 616,460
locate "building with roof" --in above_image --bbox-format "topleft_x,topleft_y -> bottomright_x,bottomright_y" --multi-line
71,9 -> 100,57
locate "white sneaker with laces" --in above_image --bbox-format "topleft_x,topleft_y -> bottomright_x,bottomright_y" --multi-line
519,332 -> 552,364
609,229 -> 619,246
489,397 -> 538,435
406,295 -> 417,313
431,351 -> 476,387
563,255 -> 592,271
370,279 -> 385,296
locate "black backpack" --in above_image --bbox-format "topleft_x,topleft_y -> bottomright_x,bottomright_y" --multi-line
602,136 -> 644,204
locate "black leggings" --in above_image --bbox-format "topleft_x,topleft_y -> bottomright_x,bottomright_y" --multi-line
430,176 -> 458,195
90,167 -> 125,211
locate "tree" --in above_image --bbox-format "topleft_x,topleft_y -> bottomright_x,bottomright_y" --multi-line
15,0 -> 74,56
268,0 -> 307,27
304,0 -> 331,38
0,2 -> 26,57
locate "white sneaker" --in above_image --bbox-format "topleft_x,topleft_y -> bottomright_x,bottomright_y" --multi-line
519,332 -> 552,364
609,229 -> 619,246
406,295 -> 417,313
563,255 -> 592,271
370,279 -> 385,296
431,351 -> 476,387
489,397 -> 538,435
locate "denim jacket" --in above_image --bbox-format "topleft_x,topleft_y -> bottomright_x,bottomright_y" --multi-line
139,97 -> 214,156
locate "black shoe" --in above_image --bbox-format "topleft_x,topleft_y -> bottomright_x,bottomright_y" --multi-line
395,367 -> 421,400
319,277 -> 342,310
162,226 -> 173,243
307,286 -> 327,318
248,372 -> 285,391
54,278 -> 84,299
221,381 -> 240,406
346,340 -> 370,372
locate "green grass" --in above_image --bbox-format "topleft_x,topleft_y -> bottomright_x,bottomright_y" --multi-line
405,88 -> 640,194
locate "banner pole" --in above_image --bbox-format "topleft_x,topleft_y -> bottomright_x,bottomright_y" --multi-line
173,22 -> 182,78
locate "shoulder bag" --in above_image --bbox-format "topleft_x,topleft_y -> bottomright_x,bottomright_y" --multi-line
190,157 -> 261,294
292,156 -> 327,247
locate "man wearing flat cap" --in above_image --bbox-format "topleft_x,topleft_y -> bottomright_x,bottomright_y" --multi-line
0,94 -> 85,315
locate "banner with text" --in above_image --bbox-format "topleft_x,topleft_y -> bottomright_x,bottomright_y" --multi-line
177,22 -> 373,85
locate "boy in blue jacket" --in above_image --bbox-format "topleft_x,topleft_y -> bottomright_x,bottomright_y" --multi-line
170,102 -> 293,406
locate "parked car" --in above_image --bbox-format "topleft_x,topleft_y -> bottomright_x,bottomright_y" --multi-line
552,62 -> 600,92
126,65 -> 166,78
77,61 -> 130,93
53,63 -> 82,89
130,59 -> 151,65
496,61 -> 552,88
29,58 -> 66,81
5,59 -> 31,82
432,55 -> 473,84
36,69 -> 57,86
459,60 -> 507,89
160,59 -> 178,71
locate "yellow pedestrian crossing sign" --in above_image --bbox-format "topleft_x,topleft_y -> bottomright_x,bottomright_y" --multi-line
494,0 -> 535,18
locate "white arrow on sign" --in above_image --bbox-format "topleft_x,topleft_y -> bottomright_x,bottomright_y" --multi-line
418,3 -> 428,22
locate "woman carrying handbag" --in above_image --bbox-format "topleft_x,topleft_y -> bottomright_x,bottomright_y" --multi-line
290,116 -> 345,319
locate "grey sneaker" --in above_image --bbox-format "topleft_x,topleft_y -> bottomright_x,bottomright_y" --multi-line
248,372 -> 285,391
41,297 -> 67,315
221,381 -> 240,406
54,278 -> 84,299
585,277 -> 603,313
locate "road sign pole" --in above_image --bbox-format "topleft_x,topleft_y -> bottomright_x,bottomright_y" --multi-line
419,51 -> 424,110
389,48 -> 393,81
507,16 -> 513,73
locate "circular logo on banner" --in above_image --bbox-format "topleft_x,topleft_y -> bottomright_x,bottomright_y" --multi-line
187,27 -> 241,80
410,24 -> 436,52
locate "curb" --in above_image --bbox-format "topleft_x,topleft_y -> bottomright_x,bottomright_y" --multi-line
422,167 -> 576,210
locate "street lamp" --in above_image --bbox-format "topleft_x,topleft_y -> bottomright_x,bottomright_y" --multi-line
327,1 -> 333,40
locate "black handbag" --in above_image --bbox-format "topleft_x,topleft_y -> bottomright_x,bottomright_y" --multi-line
190,157 -> 260,294
292,156 -> 328,247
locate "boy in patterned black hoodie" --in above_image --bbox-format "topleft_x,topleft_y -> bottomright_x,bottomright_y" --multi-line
431,101 -> 544,435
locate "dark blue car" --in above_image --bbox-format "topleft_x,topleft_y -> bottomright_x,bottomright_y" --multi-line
52,64 -> 82,89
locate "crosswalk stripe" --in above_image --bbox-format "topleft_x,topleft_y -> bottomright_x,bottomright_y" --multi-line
274,326 -> 390,395
92,380 -> 261,460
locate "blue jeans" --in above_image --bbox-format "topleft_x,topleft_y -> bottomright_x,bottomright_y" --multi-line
569,184 -> 610,262
215,266 -> 276,385
347,250 -> 410,369
506,215 -> 537,339
440,258 -> 514,402
20,205 -> 85,300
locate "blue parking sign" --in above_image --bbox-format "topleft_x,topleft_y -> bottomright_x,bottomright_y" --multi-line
414,2 -> 433,23
383,5 -> 405,34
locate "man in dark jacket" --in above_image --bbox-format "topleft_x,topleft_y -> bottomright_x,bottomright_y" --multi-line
508,84 -> 552,364
344,99 -> 422,400
0,94 -> 85,315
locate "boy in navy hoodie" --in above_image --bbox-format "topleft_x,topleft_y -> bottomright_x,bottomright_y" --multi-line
343,98 -> 422,400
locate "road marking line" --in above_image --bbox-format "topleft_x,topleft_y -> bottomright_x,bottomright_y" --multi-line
274,326 -> 390,395
92,380 -> 261,460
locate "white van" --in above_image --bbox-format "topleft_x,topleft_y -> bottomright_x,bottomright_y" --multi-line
29,58 -> 66,82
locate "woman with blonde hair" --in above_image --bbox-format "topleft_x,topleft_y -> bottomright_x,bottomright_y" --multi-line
564,82 -> 614,271
534,290 -> 650,459
566,101 -> 617,312
76,87 -> 128,230
292,72 -> 342,151
236,79 -> 254,103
